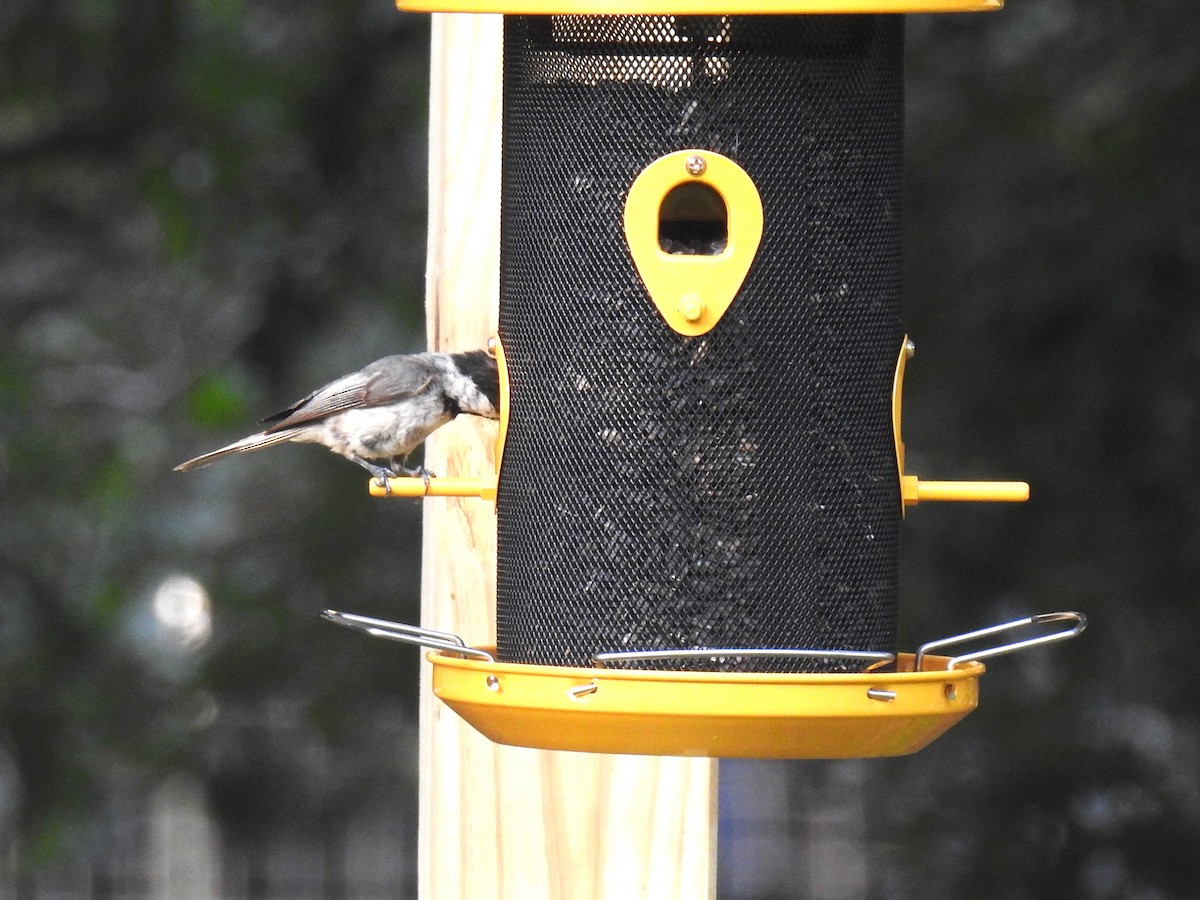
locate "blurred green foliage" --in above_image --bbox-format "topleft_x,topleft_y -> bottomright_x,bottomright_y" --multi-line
186,372 -> 253,429
1,0 -> 434,882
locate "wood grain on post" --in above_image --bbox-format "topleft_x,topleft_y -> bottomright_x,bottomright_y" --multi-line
418,13 -> 717,900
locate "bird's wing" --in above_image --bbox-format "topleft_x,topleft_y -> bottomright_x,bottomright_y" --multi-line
261,356 -> 435,434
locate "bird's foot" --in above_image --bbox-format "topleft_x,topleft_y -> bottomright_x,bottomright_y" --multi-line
390,461 -> 435,488
367,465 -> 394,496
350,454 -> 399,495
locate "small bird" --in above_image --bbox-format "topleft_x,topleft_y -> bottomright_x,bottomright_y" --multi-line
175,349 -> 499,486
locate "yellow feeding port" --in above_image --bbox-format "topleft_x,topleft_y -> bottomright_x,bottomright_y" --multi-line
892,336 -> 1031,511
624,150 -> 763,337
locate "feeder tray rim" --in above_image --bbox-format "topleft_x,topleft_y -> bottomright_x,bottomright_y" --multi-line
428,646 -> 983,683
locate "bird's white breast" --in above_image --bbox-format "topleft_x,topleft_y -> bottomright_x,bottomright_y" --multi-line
324,400 -> 452,461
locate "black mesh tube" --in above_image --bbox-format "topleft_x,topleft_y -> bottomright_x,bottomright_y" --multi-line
496,15 -> 904,672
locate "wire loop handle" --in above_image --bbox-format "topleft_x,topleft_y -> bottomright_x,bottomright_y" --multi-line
322,610 -> 495,662
591,647 -> 895,670
915,611 -> 1087,672
322,610 -> 1087,674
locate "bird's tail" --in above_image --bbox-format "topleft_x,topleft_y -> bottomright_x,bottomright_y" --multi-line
174,430 -> 299,472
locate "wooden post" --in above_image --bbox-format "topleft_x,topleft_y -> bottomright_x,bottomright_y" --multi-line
419,13 -> 717,900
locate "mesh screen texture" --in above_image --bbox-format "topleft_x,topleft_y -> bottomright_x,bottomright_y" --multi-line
496,15 -> 905,672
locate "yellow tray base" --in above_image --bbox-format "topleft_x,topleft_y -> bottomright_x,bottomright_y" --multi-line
431,650 -> 984,759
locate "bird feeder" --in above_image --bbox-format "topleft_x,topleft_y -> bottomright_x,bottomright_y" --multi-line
334,0 -> 1086,759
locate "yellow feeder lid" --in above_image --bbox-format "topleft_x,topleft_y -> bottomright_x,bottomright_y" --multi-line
396,1 -> 1002,13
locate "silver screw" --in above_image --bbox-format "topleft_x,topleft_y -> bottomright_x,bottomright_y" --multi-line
685,155 -> 707,177
568,682 -> 599,700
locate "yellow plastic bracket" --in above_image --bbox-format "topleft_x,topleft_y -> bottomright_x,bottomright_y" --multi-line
493,333 -> 511,472
369,335 -> 508,501
624,150 -> 764,337
893,336 -> 1030,511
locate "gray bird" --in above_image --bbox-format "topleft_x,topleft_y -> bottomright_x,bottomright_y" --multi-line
174,349 -> 499,485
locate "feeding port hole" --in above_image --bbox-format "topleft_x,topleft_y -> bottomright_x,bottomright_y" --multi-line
658,181 -> 728,255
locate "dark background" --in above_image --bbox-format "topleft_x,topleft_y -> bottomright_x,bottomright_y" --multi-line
2,1 -> 1198,897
